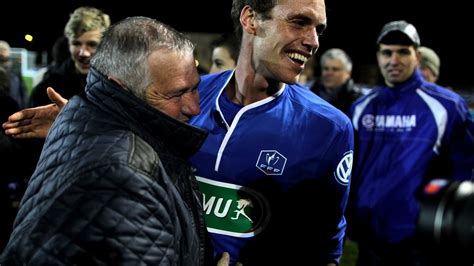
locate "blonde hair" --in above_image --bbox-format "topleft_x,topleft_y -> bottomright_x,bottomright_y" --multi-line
64,7 -> 111,40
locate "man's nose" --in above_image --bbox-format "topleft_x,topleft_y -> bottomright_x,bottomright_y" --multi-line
79,47 -> 92,57
303,27 -> 320,52
182,91 -> 200,116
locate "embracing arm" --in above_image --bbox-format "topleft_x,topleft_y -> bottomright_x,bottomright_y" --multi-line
3,87 -> 67,138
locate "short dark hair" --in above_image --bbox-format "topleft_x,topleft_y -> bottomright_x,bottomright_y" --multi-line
231,0 -> 277,41
211,33 -> 240,62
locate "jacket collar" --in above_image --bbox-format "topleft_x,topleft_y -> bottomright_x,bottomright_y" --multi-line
213,70 -> 286,120
384,68 -> 424,92
85,68 -> 208,159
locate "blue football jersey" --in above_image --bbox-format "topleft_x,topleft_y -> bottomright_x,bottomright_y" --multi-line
190,70 -> 354,265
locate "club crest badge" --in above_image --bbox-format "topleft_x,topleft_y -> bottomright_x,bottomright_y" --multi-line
256,150 -> 287,175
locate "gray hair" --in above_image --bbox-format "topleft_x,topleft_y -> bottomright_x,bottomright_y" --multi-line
0,40 -> 11,53
91,16 -> 195,100
320,48 -> 353,72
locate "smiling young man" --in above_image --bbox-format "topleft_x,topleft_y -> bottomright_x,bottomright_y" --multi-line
348,20 -> 474,266
190,0 -> 353,265
29,7 -> 110,107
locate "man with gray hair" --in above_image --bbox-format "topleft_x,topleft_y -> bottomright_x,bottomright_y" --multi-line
0,40 -> 28,108
310,48 -> 362,114
1,16 -> 210,265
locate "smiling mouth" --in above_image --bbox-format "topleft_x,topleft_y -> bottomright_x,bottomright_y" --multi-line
287,52 -> 308,65
387,69 -> 402,75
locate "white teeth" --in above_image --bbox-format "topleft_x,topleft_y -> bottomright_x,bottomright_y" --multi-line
287,52 -> 308,63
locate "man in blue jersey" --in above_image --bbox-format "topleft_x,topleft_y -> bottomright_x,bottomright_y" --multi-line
189,1 -> 352,265
348,20 -> 474,266
4,1 -> 353,265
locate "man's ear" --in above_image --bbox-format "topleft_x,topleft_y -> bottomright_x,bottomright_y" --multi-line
240,5 -> 257,35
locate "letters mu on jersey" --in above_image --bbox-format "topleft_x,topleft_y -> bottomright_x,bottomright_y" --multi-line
195,149 -> 352,237
196,176 -> 271,238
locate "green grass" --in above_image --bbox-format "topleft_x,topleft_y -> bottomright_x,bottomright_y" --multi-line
340,239 -> 358,266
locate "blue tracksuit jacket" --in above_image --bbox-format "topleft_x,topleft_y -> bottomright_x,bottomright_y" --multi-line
349,70 -> 474,244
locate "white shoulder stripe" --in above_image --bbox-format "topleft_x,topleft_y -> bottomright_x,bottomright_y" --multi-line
416,89 -> 447,154
214,70 -> 236,129
352,93 -> 378,131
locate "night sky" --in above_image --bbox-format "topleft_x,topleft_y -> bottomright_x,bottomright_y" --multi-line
2,0 -> 472,89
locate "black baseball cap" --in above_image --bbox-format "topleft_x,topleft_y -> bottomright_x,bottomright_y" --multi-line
377,20 -> 420,47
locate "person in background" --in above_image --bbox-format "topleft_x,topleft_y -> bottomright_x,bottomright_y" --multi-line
0,66 -> 22,251
2,1 -> 353,265
43,36 -> 71,78
0,67 -> 19,157
0,63 -> 40,252
310,48 -> 362,115
2,8 -> 111,207
209,33 -> 240,74
0,67 -> 18,137
29,6 -> 110,107
0,41 -> 28,108
418,46 -> 440,83
297,55 -> 316,87
348,20 -> 474,266
0,16 -> 214,265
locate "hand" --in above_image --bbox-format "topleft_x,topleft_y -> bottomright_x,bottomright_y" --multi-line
216,252 -> 243,266
216,252 -> 230,266
3,87 -> 68,138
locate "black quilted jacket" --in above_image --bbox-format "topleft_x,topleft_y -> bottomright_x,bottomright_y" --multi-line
1,68 -> 209,265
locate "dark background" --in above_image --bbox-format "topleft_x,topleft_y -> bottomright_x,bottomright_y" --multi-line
1,0 -> 472,89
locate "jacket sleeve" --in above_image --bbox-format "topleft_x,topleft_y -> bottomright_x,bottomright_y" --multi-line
444,99 -> 474,180
322,119 -> 354,264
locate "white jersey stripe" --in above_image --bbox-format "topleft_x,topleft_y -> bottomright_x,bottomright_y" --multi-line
416,89 -> 447,154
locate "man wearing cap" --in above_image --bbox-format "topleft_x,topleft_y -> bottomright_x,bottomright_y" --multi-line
418,46 -> 441,83
347,20 -> 474,266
